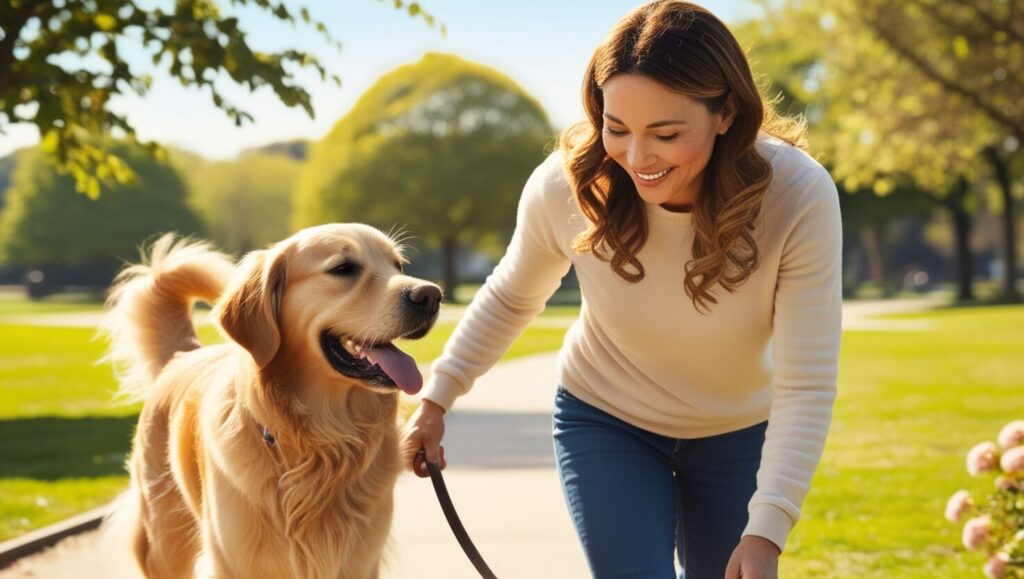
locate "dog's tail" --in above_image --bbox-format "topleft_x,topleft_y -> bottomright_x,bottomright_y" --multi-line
100,234 -> 235,402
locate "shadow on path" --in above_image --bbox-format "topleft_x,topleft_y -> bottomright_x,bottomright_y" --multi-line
0,416 -> 135,479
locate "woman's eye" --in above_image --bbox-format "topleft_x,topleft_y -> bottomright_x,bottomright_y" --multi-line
604,127 -> 627,136
328,262 -> 360,277
655,133 -> 680,142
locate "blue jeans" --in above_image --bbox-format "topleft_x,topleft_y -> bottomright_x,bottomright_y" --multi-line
553,387 -> 767,579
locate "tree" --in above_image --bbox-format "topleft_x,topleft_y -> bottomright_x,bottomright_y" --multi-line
185,151 -> 300,254
736,7 -> 938,297
0,0 -> 439,197
0,142 -> 202,291
740,0 -> 1009,302
825,0 -> 1022,301
0,151 -> 16,212
294,52 -> 554,300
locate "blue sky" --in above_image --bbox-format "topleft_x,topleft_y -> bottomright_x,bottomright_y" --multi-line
0,0 -> 758,160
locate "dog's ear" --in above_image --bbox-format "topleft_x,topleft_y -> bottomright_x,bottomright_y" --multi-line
216,248 -> 287,368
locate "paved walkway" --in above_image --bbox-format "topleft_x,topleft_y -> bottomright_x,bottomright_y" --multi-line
0,295 -> 948,577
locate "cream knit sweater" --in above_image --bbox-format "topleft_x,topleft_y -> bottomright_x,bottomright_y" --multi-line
422,135 -> 843,551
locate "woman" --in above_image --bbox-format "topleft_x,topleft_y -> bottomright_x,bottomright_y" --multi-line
403,2 -> 841,578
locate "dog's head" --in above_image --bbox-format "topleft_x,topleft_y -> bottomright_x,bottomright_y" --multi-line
215,223 -> 441,395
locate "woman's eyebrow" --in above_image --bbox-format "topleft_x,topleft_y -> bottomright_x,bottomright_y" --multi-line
603,112 -> 687,128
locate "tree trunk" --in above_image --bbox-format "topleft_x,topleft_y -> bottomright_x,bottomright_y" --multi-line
441,237 -> 458,304
983,146 -> 1021,303
942,178 -> 975,302
859,224 -> 889,296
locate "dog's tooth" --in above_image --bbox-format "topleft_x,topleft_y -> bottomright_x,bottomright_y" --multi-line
340,338 -> 362,357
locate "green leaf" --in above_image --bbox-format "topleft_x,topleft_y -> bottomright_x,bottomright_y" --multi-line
84,176 -> 100,200
40,131 -> 60,154
952,36 -> 970,59
94,14 -> 117,32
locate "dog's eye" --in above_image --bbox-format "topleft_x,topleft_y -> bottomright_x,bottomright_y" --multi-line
328,262 -> 360,278
394,261 -> 404,273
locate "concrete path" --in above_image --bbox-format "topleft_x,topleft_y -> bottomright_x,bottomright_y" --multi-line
0,354 -> 590,579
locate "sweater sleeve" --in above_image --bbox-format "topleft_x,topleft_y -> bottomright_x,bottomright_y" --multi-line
422,155 -> 573,410
742,165 -> 843,551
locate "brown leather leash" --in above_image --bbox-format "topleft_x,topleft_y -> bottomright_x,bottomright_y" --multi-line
420,450 -> 498,579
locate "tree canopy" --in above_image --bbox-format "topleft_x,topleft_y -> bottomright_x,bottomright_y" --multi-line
294,52 -> 554,298
737,0 -> 1022,301
0,0 -> 439,197
185,151 -> 300,254
0,142 -> 202,266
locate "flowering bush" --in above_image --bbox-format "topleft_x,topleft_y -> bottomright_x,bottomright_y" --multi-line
946,420 -> 1024,578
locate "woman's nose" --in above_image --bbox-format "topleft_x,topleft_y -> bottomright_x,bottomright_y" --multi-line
627,140 -> 653,168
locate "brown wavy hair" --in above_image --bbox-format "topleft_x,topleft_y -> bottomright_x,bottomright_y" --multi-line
559,0 -> 807,313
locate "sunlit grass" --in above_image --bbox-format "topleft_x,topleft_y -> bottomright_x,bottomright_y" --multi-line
0,292 -> 103,317
782,305 -> 1024,577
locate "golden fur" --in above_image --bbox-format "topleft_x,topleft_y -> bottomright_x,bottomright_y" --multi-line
101,224 -> 441,578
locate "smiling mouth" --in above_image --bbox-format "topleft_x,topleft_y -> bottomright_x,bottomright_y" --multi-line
320,323 -> 433,394
635,167 -> 673,183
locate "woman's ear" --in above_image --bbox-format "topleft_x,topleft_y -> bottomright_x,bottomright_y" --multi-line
216,248 -> 287,368
718,93 -> 737,135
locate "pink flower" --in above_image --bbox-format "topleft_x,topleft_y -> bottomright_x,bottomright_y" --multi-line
998,420 -> 1024,449
962,515 -> 991,550
984,552 -> 1009,579
1000,446 -> 1024,474
995,476 -> 1019,491
945,490 -> 975,523
968,442 -> 1000,476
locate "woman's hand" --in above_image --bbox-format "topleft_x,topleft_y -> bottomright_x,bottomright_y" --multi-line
401,399 -> 448,477
724,535 -> 780,579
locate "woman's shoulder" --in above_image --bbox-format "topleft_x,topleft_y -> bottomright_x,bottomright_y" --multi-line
524,149 -> 576,207
756,134 -> 835,206
756,134 -> 829,183
537,148 -> 572,187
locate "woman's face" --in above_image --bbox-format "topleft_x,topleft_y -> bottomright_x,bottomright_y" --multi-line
600,73 -> 733,211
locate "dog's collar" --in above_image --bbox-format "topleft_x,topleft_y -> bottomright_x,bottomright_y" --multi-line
261,425 -> 276,447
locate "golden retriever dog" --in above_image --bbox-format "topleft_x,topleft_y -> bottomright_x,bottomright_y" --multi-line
101,224 -> 441,579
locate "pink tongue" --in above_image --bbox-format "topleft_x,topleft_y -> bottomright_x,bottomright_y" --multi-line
364,343 -> 423,394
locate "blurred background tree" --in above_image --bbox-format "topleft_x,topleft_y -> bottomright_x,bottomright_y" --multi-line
737,0 -> 1023,302
825,0 -> 1023,303
0,152 -> 15,212
294,52 -> 554,300
181,145 -> 303,255
0,0 -> 438,197
0,142 -> 202,296
0,0 -> 1020,304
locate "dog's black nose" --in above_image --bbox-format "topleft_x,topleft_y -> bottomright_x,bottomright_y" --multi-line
407,284 -> 442,316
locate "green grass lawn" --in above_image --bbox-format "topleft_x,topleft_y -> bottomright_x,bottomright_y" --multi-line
780,305 -> 1024,578
0,313 -> 570,542
2,302 -> 1022,578
0,292 -> 103,316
